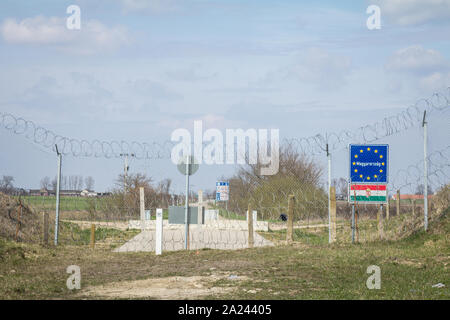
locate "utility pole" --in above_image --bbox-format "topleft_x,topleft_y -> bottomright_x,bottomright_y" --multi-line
120,153 -> 135,192
422,111 -> 428,231
326,143 -> 332,244
54,145 -> 62,246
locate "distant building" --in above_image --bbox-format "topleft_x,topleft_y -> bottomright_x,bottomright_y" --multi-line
29,188 -> 52,196
391,194 -> 433,200
80,189 -> 98,197
60,190 -> 82,197
26,188 -> 111,197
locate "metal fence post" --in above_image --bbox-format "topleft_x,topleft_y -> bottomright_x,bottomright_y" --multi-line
185,155 -> 190,250
423,111 -> 428,231
351,204 -> 355,243
386,187 -> 390,220
54,146 -> 62,246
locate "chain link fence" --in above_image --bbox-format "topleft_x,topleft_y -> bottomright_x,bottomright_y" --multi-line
1,90 -> 449,252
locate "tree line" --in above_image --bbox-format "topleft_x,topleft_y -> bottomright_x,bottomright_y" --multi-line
40,175 -> 95,191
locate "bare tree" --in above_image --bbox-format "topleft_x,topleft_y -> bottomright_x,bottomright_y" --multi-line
68,175 -> 84,190
76,175 -> 84,190
68,176 -> 75,190
40,176 -> 51,190
415,184 -> 433,195
0,175 -> 14,194
85,176 -> 95,191
61,175 -> 68,190
332,177 -> 348,198
226,142 -> 326,219
51,177 -> 57,191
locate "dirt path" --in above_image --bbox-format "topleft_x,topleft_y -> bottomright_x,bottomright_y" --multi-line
79,273 -> 248,299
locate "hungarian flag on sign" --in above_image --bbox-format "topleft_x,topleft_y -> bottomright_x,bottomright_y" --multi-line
349,184 -> 387,203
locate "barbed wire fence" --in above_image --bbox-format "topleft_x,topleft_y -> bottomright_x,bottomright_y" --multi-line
0,88 -> 449,250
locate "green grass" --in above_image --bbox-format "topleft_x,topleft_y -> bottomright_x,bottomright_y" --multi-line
58,221 -> 140,246
260,228 -> 328,245
18,196 -> 98,211
0,210 -> 448,300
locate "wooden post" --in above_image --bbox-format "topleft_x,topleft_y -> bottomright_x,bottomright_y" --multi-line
90,224 -> 95,248
412,199 -> 415,216
287,195 -> 295,243
15,204 -> 22,241
377,205 -> 384,240
248,203 -> 254,248
329,187 -> 337,243
42,212 -> 49,246
396,190 -> 401,216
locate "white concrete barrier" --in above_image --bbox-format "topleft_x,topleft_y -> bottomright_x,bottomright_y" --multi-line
205,209 -> 219,221
128,218 -> 269,231
155,208 -> 163,255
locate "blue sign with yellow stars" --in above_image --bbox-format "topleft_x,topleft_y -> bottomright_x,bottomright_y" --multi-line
349,144 -> 389,183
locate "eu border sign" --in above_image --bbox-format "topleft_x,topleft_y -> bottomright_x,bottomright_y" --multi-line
349,144 -> 389,183
216,181 -> 229,201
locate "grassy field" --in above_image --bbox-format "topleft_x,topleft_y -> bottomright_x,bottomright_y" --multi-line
0,209 -> 448,300
18,196 -> 98,211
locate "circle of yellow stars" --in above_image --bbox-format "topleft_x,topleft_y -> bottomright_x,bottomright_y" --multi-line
352,147 -> 386,180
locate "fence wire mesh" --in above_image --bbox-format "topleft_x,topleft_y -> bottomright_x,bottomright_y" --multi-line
1,89 -> 449,252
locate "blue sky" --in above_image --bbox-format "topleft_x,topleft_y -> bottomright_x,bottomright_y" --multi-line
0,0 -> 449,194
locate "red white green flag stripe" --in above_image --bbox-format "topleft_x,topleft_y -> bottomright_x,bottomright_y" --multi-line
349,184 -> 387,203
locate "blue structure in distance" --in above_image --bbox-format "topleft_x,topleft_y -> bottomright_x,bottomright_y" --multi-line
216,181 -> 229,201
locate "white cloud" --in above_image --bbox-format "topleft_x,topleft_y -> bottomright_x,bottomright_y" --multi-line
259,47 -> 352,90
0,16 -> 129,54
385,45 -> 450,92
372,0 -> 450,25
119,0 -> 181,13
386,45 -> 449,75
1,16 -> 71,44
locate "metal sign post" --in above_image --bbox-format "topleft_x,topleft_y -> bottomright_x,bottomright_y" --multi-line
351,203 -> 355,243
177,155 -> 199,250
349,144 -> 389,244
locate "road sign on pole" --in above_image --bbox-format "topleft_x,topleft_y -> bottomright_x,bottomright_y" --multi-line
216,181 -> 229,201
349,144 -> 389,183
